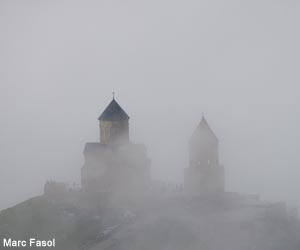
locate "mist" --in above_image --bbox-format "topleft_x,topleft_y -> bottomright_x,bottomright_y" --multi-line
1,0 -> 300,214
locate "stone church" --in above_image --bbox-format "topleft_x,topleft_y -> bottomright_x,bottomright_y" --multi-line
81,97 -> 224,196
81,97 -> 151,194
22,98 -> 297,250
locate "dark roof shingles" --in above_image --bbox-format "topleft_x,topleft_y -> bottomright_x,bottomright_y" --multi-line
98,99 -> 129,121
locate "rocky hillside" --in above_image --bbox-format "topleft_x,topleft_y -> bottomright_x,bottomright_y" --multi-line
0,192 -> 300,250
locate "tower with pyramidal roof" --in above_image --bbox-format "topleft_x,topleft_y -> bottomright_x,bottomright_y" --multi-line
184,116 -> 225,195
98,97 -> 130,144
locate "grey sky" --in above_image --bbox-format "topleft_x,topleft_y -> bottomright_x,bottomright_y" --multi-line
0,0 -> 300,210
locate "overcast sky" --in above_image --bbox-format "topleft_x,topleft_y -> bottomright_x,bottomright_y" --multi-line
0,0 -> 300,210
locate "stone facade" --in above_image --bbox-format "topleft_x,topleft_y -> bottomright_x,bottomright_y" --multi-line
99,120 -> 129,144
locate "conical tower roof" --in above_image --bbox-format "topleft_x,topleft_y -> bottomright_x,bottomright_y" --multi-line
191,116 -> 218,143
98,98 -> 129,121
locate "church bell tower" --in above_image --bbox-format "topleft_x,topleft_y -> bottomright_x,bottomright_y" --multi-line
184,116 -> 224,195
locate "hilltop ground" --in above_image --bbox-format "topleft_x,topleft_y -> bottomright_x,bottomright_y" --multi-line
0,190 -> 299,250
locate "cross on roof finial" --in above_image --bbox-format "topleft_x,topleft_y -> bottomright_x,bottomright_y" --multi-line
112,91 -> 115,100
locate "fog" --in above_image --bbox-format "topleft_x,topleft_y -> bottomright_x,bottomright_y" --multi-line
1,0 -> 300,213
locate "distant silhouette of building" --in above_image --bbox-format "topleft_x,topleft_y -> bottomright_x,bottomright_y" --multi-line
82,98 -> 225,197
44,181 -> 67,196
184,116 -> 225,195
81,97 -> 151,194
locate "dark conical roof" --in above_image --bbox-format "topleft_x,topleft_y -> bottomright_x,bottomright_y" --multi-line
191,116 -> 218,142
98,99 -> 129,121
